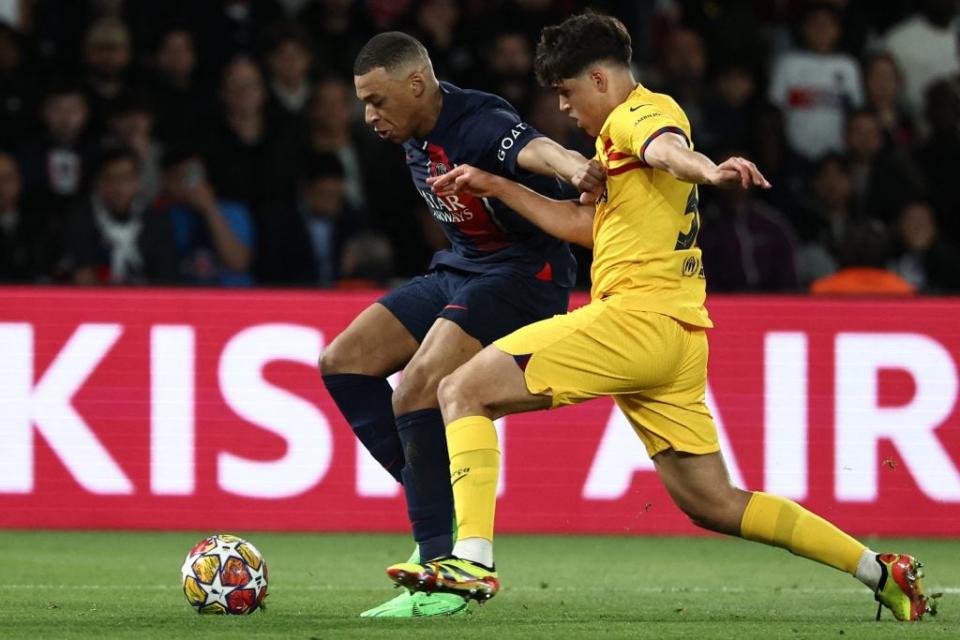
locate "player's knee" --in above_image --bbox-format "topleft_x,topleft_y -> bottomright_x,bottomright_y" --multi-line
678,490 -> 745,536
319,336 -> 364,375
392,363 -> 442,414
437,370 -> 469,413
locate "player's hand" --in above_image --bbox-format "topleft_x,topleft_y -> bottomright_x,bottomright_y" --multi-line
571,159 -> 606,205
709,157 -> 771,190
427,164 -> 501,198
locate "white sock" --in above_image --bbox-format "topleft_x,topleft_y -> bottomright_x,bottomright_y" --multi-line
854,549 -> 882,591
452,537 -> 494,568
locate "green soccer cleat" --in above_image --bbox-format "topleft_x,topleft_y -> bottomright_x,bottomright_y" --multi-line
387,555 -> 500,603
359,590 -> 469,618
874,553 -> 941,621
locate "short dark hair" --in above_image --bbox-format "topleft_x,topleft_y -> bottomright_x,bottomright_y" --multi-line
160,144 -> 200,171
301,152 -> 345,183
534,12 -> 632,86
353,31 -> 429,76
96,146 -> 141,177
43,77 -> 87,103
266,23 -> 312,55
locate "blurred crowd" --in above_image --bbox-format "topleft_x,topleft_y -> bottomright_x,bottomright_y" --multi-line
0,0 -> 958,294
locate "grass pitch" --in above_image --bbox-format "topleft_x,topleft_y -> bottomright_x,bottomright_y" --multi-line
0,531 -> 956,639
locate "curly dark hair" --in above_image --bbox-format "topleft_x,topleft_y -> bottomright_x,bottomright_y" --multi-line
534,12 -> 632,87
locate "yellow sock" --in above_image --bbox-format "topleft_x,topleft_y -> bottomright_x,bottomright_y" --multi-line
446,416 -> 500,542
740,492 -> 866,574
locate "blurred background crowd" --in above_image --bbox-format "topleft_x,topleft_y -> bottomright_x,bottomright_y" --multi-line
0,0 -> 958,293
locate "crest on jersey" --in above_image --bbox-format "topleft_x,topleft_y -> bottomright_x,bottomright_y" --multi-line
430,161 -> 449,177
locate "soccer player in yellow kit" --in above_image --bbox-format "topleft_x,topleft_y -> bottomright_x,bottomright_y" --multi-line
387,12 -> 937,622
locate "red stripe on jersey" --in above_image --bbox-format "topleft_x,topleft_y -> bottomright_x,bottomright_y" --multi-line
426,143 -> 512,251
607,151 -> 633,161
607,160 -> 646,176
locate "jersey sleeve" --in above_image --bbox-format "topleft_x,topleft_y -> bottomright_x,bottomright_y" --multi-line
470,107 -> 544,177
608,103 -> 690,165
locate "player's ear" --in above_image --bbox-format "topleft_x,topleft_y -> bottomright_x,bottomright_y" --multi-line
589,69 -> 607,93
409,72 -> 425,98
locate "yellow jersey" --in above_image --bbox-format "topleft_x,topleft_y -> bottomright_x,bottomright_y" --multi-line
591,83 -> 712,328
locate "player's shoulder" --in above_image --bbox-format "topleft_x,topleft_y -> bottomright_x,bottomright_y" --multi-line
613,87 -> 683,124
606,86 -> 689,140
441,82 -> 520,123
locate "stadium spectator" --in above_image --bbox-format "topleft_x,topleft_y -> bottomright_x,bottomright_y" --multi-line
700,62 -> 760,158
151,28 -> 209,146
156,147 -> 253,286
300,0 -> 374,80
915,79 -> 960,244
403,0 -> 472,83
793,153 -> 855,285
893,200 -> 960,293
254,153 -> 366,286
203,55 -> 298,211
882,0 -> 960,126
264,24 -> 313,132
0,23 -> 34,150
654,28 -> 708,143
862,51 -> 914,148
81,18 -> 134,129
810,218 -> 914,295
105,95 -> 163,202
18,79 -> 97,219
769,2 -> 863,160
304,76 -> 368,211
59,147 -> 177,285
699,156 -> 800,292
339,231 -> 396,287
194,0 -> 283,80
481,30 -> 536,115
747,103 -> 807,222
844,108 -> 926,223
0,152 -> 54,283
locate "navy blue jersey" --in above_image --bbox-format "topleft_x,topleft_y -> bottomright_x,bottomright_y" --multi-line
404,82 -> 576,287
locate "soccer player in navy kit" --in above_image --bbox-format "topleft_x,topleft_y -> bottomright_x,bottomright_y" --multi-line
318,32 -> 601,617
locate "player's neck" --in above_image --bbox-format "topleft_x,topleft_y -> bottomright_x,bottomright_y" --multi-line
414,85 -> 444,138
608,72 -> 639,109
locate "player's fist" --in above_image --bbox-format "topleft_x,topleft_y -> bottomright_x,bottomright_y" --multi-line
427,164 -> 502,198
571,159 -> 605,195
709,156 -> 771,190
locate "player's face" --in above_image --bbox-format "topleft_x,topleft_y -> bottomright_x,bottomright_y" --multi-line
354,67 -> 421,144
553,74 -> 607,137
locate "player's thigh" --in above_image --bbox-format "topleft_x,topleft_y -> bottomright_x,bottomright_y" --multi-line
439,343 -> 552,422
319,302 -> 419,377
613,322 -> 718,458
496,300 -> 683,407
439,271 -> 570,347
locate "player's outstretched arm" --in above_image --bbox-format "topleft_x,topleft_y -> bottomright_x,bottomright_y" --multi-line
428,164 -> 595,248
643,133 -> 772,190
517,137 -> 605,197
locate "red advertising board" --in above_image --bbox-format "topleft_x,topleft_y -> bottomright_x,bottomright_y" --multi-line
1,287 -> 959,536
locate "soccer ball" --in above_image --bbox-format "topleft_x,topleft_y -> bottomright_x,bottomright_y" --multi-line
181,534 -> 268,614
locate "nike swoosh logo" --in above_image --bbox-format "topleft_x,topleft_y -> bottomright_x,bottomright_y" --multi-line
629,104 -> 652,111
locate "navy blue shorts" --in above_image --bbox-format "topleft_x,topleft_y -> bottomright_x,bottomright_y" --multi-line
379,267 -> 570,346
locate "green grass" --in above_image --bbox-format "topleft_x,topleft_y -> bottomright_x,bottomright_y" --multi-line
0,532 -> 956,639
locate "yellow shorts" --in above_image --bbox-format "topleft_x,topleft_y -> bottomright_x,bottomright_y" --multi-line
494,295 -> 719,458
